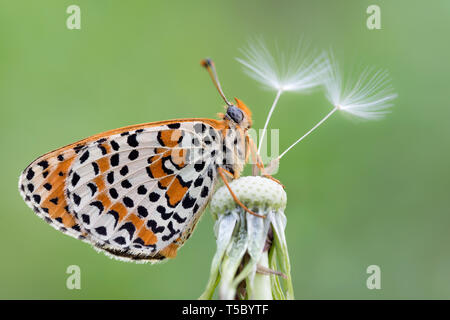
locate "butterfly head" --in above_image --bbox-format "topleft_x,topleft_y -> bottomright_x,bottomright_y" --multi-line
201,58 -> 252,129
225,98 -> 252,129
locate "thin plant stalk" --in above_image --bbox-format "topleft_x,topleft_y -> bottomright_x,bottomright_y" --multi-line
249,252 -> 272,299
258,89 -> 283,154
278,106 -> 338,160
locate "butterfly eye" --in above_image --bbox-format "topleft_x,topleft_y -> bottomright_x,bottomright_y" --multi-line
226,105 -> 244,123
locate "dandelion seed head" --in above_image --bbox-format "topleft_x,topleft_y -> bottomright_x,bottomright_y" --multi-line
236,38 -> 329,93
322,53 -> 398,120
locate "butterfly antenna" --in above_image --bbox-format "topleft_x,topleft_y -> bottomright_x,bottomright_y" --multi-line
201,58 -> 232,106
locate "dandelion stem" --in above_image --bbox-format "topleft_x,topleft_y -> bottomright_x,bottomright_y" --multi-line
258,89 -> 283,154
278,106 -> 338,160
250,252 -> 273,300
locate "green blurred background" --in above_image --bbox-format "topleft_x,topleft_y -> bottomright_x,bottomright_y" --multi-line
1,0 -> 449,299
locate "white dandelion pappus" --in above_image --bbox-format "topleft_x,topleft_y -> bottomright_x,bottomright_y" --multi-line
236,39 -> 328,153
322,53 -> 398,120
236,39 -> 328,92
277,52 -> 398,160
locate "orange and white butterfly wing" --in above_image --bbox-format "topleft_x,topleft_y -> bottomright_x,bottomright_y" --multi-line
18,146 -> 85,239
19,119 -> 226,262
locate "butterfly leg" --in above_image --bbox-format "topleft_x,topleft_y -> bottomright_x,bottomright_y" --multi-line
246,134 -> 260,176
217,167 -> 265,219
255,162 -> 285,188
247,135 -> 285,188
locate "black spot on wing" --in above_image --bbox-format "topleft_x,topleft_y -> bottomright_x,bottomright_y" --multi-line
71,172 -> 80,187
137,206 -> 148,218
87,183 -> 97,196
192,137 -> 200,146
72,193 -> 81,206
98,145 -> 107,155
114,236 -> 126,245
110,140 -> 120,151
147,220 -> 165,233
119,222 -> 136,239
204,136 -> 212,145
26,168 -> 35,180
90,201 -> 104,213
146,167 -> 153,178
37,160 -> 49,170
173,212 -> 187,223
200,186 -> 209,198
157,205 -> 173,220
137,185 -> 147,195
194,123 -> 206,133
194,176 -> 203,187
207,167 -> 214,180
120,165 -> 129,176
181,192 -> 195,209
123,196 -> 134,208
133,238 -> 144,247
194,161 -> 205,172
193,203 -> 200,214
95,226 -> 107,236
161,221 -> 180,241
73,144 -> 84,153
81,214 -> 90,224
107,171 -> 114,184
92,162 -> 99,175
33,194 -> 41,204
209,127 -> 218,141
127,134 -> 139,147
79,150 -> 90,164
149,192 -> 160,202
167,123 -> 180,129
109,188 -> 119,199
121,179 -> 132,189
128,150 -> 139,161
176,175 -> 192,188
162,157 -> 174,175
110,154 -> 119,167
107,210 -> 119,228
156,132 -> 164,147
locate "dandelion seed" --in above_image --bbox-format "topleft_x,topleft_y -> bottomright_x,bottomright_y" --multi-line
322,53 -> 398,120
237,39 -> 328,153
277,52 -> 397,160
236,38 -> 328,92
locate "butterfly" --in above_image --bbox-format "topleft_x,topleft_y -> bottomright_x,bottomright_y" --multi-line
18,59 -> 268,263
